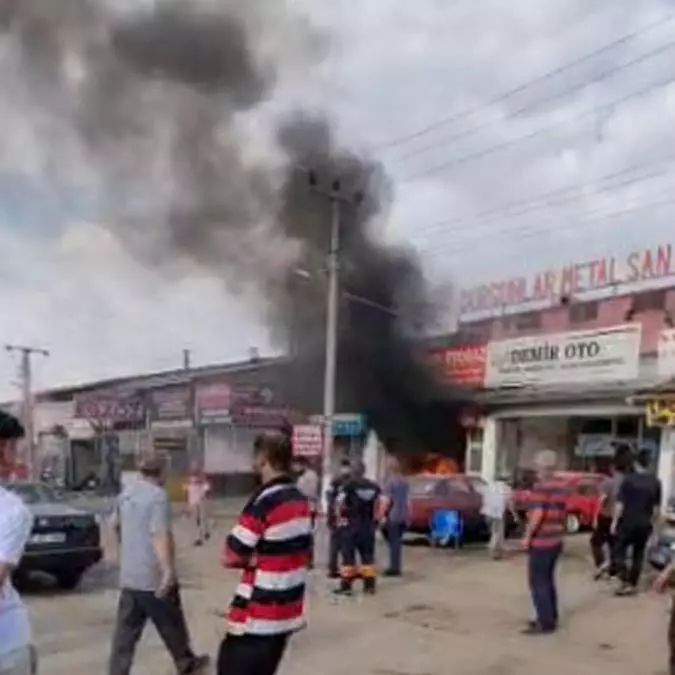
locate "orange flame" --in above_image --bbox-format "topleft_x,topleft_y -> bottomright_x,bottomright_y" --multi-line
407,453 -> 459,476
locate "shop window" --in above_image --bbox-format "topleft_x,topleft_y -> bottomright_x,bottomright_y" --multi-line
568,301 -> 598,324
515,312 -> 541,332
578,418 -> 612,435
467,427 -> 483,474
615,416 -> 639,438
632,289 -> 666,312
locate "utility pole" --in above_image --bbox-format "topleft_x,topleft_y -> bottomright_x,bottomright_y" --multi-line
183,349 -> 191,370
306,170 -> 364,512
4,344 -> 49,480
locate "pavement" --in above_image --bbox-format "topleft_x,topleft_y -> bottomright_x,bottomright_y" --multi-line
25,517 -> 674,675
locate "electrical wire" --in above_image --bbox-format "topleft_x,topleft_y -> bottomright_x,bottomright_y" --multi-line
392,36 -> 675,166
375,9 -> 675,153
421,192 -> 675,258
398,70 -> 675,182
410,157 -> 675,240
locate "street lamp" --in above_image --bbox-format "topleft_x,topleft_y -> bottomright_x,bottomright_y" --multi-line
306,170 -> 364,512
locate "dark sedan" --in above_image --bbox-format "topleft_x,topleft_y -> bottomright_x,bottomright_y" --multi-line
5,482 -> 103,589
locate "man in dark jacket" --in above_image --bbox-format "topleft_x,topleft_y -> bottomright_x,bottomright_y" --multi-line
611,448 -> 661,596
326,459 -> 351,579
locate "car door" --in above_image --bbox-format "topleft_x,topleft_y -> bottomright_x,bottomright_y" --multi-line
571,480 -> 602,528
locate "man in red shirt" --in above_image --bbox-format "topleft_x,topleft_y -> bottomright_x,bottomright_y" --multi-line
521,450 -> 567,635
219,431 -> 312,675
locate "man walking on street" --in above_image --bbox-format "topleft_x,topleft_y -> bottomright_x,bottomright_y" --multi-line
326,458 -> 351,579
0,411 -> 36,675
108,458 -> 209,675
382,455 -> 409,577
521,450 -> 567,635
184,462 -> 211,547
652,545 -> 675,674
591,447 -> 629,580
611,448 -> 662,596
219,431 -> 312,675
480,478 -> 512,560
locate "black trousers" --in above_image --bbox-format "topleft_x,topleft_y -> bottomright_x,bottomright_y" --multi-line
613,522 -> 651,588
590,515 -> 613,569
341,524 -> 376,582
108,586 -> 196,675
217,633 -> 289,675
328,528 -> 342,575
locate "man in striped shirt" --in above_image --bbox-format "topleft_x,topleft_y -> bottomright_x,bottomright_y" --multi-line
521,450 -> 567,635
219,431 -> 312,675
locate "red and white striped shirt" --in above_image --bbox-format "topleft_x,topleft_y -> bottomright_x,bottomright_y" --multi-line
222,475 -> 312,636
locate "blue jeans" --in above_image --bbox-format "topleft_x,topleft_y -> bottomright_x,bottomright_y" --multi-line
528,545 -> 561,630
386,522 -> 406,574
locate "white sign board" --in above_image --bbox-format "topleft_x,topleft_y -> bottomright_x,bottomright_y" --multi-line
658,328 -> 675,379
292,425 -> 323,457
484,323 -> 642,388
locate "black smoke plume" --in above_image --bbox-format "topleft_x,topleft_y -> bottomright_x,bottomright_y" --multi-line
0,0 -> 467,463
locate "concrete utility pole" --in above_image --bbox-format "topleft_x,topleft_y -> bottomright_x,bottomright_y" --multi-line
4,344 -> 49,480
183,349 -> 191,370
306,170 -> 364,512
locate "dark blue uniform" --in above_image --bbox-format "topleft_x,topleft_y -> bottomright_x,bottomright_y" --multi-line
336,477 -> 381,594
326,474 -> 348,577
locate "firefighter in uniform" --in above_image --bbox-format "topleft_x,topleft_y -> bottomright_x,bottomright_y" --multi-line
334,460 -> 384,596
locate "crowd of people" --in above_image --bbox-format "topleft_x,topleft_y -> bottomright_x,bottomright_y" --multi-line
2,405 -> 675,675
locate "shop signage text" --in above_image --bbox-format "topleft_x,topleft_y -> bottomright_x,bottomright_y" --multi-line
74,396 -> 145,423
428,346 -> 486,386
659,329 -> 675,379
484,324 -> 642,387
646,398 -> 675,428
460,243 -> 673,314
195,382 -> 232,426
148,387 -> 193,428
292,425 -> 323,457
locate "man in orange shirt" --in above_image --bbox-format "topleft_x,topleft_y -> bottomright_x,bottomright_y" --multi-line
521,450 -> 567,635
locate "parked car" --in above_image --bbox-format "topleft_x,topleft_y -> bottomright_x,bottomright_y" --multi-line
5,482 -> 103,589
511,471 -> 606,534
406,474 -> 493,541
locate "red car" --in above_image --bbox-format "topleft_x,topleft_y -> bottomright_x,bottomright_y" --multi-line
511,471 -> 606,534
406,474 -> 488,538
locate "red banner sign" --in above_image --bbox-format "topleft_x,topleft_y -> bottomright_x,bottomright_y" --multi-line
428,346 -> 486,387
292,425 -> 323,457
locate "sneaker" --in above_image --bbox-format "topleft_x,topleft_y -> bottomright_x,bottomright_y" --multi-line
521,624 -> 556,635
332,585 -> 353,597
615,584 -> 637,597
194,539 -> 203,547
327,571 -> 340,580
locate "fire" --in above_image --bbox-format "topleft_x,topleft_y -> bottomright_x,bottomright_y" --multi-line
407,453 -> 459,476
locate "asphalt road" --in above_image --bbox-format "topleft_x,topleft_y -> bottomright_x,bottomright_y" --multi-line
24,519 -> 673,675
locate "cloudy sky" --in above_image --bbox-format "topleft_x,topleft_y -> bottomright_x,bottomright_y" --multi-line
2,0 -> 675,399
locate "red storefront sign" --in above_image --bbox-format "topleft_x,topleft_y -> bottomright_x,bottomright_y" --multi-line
428,346 -> 486,387
292,425 -> 323,457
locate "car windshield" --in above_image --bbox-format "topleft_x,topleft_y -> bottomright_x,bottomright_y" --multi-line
409,477 -> 443,496
4,483 -> 60,504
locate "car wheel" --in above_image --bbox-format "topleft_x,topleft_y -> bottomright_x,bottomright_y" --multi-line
55,569 -> 84,590
565,513 -> 581,535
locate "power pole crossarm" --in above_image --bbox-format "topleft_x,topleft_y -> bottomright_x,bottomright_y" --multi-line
4,344 -> 49,480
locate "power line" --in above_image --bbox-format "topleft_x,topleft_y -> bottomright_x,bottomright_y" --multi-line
420,192 -> 675,259
375,10 -> 675,154
399,70 -> 675,182
411,156 -> 675,240
392,36 -> 675,165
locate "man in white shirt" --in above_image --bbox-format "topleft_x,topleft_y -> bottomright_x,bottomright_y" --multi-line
478,479 -> 512,560
0,411 -> 35,675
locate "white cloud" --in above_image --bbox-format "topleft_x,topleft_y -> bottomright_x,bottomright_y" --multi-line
3,0 -> 675,397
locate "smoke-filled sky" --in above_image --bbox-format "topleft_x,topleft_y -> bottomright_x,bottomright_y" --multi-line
2,0 -> 675,399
